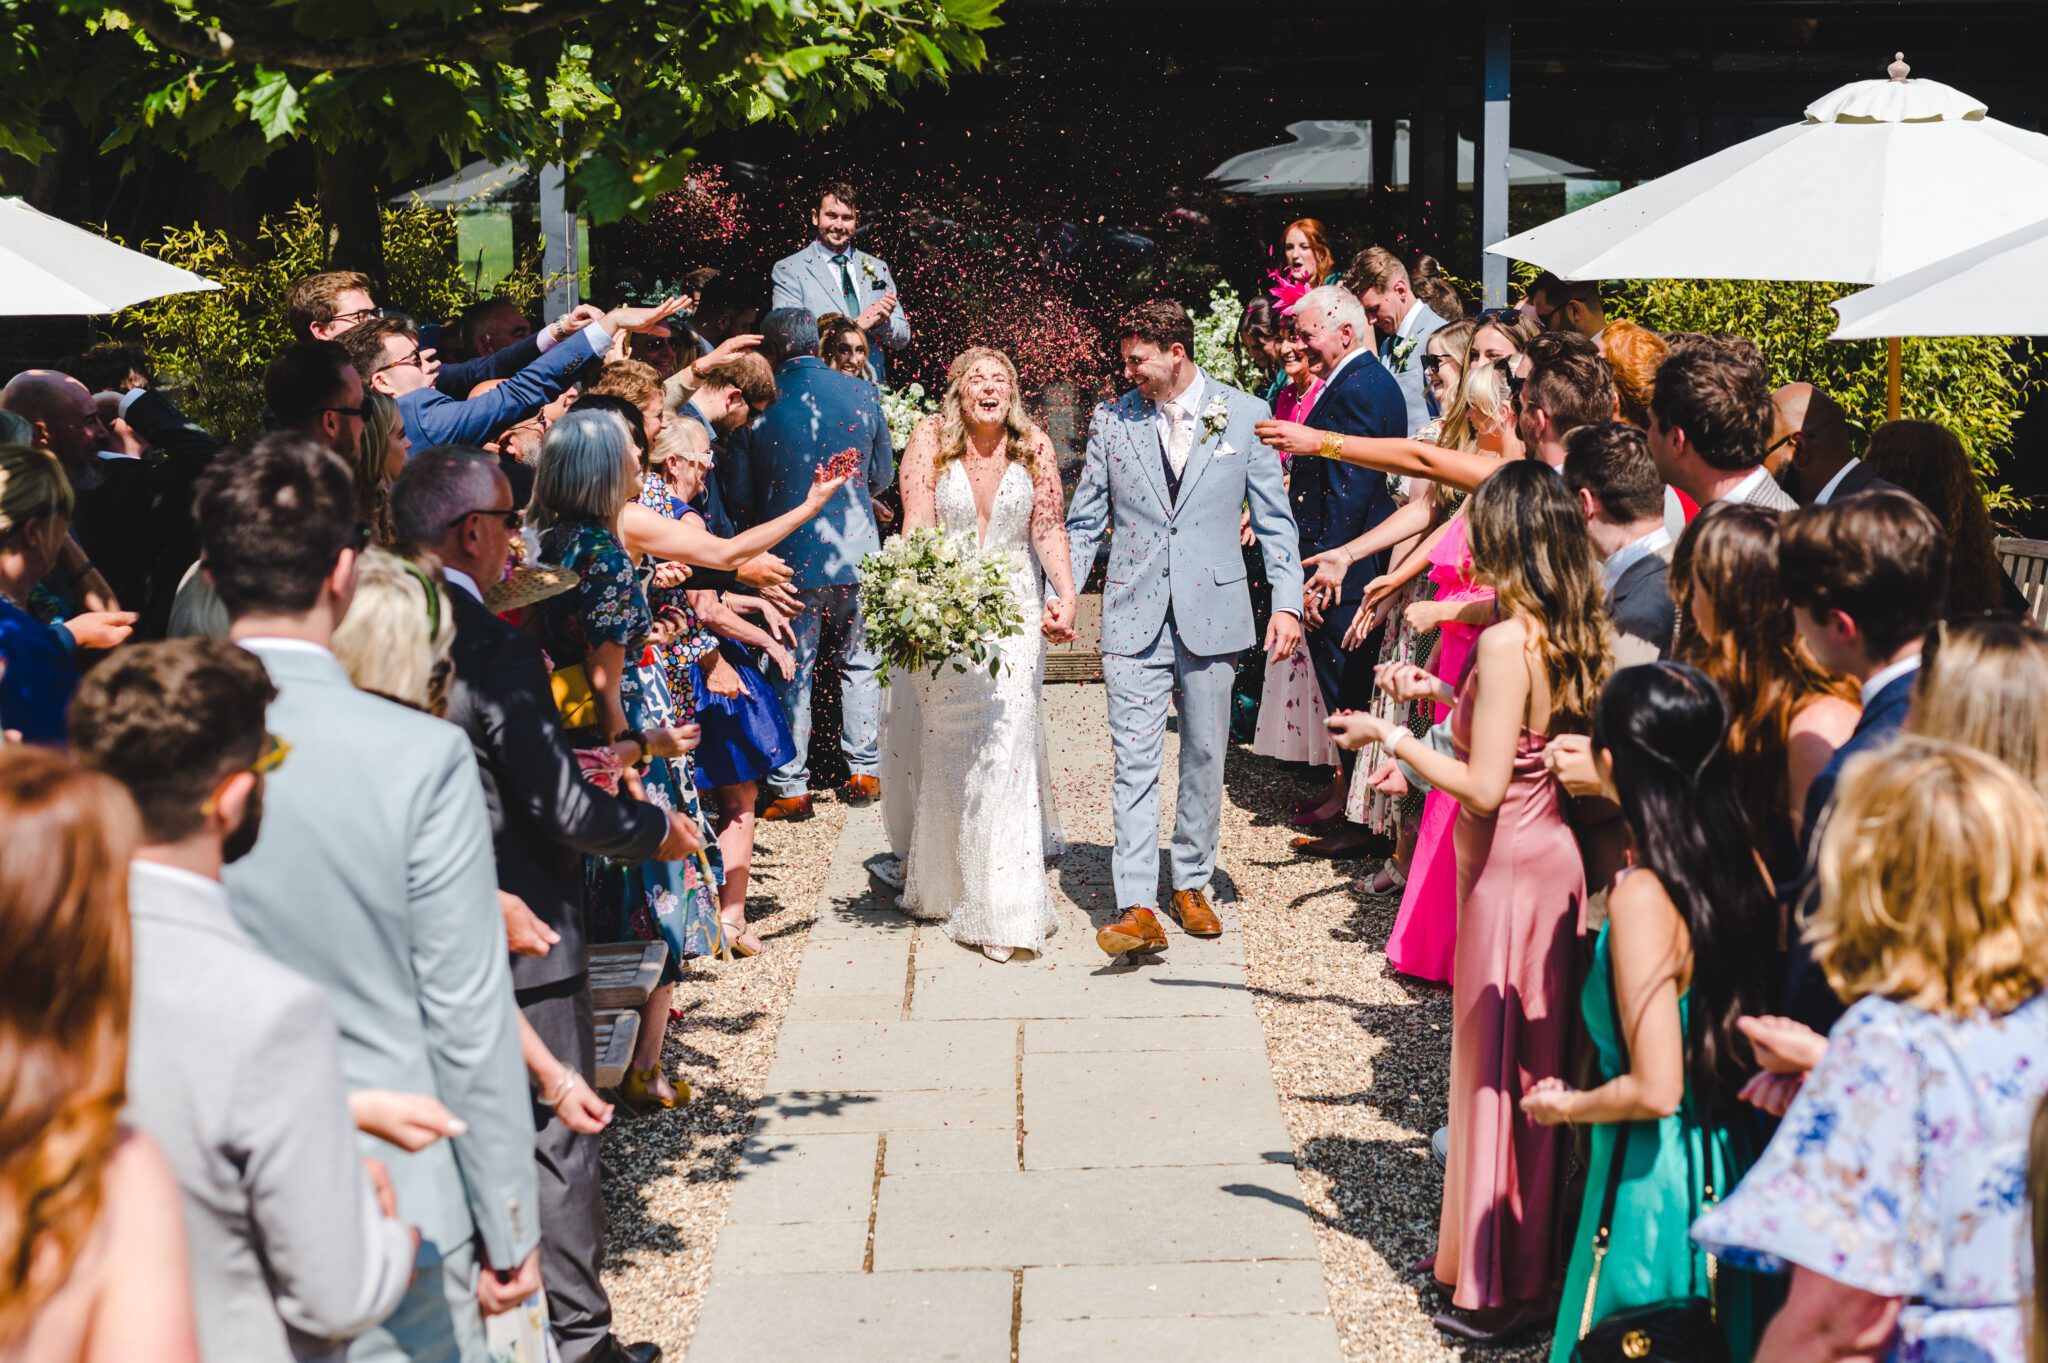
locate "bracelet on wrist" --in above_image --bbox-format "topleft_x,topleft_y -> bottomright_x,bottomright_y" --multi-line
1383,730 -> 1406,759
544,1070 -> 579,1107
1318,430 -> 1345,460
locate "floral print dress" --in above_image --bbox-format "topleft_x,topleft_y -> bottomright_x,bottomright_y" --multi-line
636,473 -> 724,716
1692,991 -> 2048,1362
534,518 -> 724,976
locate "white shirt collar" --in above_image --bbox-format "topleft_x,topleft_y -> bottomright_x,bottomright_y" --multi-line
237,636 -> 334,658
130,859 -> 231,909
1720,465 -> 1775,504
96,448 -> 140,462
1861,653 -> 1921,708
1600,526 -> 1672,594
1323,345 -> 1372,388
813,237 -> 856,263
1814,457 -> 1861,505
1395,300 -> 1429,341
443,568 -> 484,603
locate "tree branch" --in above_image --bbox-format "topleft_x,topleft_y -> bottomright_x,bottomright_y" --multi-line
116,0 -> 609,71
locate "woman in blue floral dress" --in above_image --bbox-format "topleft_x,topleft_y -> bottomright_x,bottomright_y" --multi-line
527,406 -> 722,1109
1693,736 -> 2048,1362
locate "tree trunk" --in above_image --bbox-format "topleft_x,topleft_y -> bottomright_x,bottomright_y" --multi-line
315,144 -> 385,286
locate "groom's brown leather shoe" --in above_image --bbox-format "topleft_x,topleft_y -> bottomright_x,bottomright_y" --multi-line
1096,907 -> 1167,957
1167,889 -> 1223,938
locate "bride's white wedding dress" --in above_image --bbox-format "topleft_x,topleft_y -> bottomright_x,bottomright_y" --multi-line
898,460 -> 1062,954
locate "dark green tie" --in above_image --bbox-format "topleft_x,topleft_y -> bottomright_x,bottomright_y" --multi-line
830,252 -> 860,318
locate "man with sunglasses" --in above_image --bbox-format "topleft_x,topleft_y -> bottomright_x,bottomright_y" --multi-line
73,638 -> 421,1362
1766,381 -> 1904,505
1527,272 -> 1609,342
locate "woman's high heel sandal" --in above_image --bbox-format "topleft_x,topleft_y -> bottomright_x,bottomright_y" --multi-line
621,1065 -> 691,1110
720,914 -> 762,958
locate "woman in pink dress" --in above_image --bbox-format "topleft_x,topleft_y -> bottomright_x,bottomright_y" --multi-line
1252,331 -> 1334,766
1331,460 -> 1611,1343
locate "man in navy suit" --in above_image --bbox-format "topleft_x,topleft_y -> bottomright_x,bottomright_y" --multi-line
1779,491 -> 1948,1032
1767,382 -> 1908,506
722,309 -> 897,818
1288,285 -> 1407,855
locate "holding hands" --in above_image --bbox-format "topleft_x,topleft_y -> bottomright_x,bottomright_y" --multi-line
1041,593 -> 1078,644
1519,1076 -> 1577,1127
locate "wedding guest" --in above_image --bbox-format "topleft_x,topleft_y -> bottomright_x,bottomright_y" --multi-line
1862,418 -> 2028,615
0,445 -> 83,744
392,445 -> 685,1363
583,358 -> 671,446
70,640 -> 418,1363
1236,296 -> 1284,401
1331,460 -> 1609,1342
1252,328 -> 1338,774
1596,319 -> 1667,428
1765,383 -> 1900,506
527,407 -> 715,1110
198,433 -> 542,1359
1471,306 -> 1541,366
1284,285 -> 1407,856
1410,254 -> 1465,322
1778,491 -> 1948,1031
722,308 -> 896,818
1693,737 -> 2048,1363
330,547 -> 459,714
354,390 -> 407,546
1669,503 -> 1858,870
0,747 -> 200,1363
1280,218 -> 1338,293
1521,663 -> 1775,1363
266,341 -> 368,459
771,181 -> 911,382
1911,614 -> 2048,798
817,313 -> 877,384
1418,319 -> 1477,421
1528,272 -> 1609,341
1270,326 -> 1323,423
1648,339 -> 1795,511
1512,331 -> 1619,470
1350,246 -> 1448,435
1562,423 -> 1675,666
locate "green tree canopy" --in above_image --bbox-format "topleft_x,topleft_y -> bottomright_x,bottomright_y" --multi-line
2,0 -> 999,226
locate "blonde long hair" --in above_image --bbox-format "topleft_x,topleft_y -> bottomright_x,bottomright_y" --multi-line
934,347 -> 1037,479
1463,460 -> 1611,732
332,547 -> 457,715
1439,357 -> 1511,455
1911,616 -> 2048,800
0,748 -> 141,1341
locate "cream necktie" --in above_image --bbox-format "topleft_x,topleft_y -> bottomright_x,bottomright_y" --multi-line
1162,400 -> 1193,478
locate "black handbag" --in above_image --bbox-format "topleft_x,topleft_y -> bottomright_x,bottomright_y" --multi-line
1572,954 -> 1730,1363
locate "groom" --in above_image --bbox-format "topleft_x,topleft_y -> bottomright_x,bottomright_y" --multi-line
1064,299 -> 1305,957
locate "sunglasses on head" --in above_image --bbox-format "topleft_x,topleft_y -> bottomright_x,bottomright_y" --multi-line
1475,307 -> 1521,327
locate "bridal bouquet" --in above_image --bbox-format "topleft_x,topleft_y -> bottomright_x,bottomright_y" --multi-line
857,527 -> 1025,683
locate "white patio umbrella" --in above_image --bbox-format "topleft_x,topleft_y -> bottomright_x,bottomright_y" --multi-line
0,196 -> 220,315
1829,214 -> 2048,339
1208,120 -> 1591,198
1485,55 -> 2048,414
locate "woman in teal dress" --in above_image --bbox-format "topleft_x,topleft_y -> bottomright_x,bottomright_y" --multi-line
1520,663 -> 1779,1362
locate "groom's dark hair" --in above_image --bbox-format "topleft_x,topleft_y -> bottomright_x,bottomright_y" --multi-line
1119,299 -> 1193,357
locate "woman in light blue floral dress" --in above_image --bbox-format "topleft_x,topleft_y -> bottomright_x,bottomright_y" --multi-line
1694,735 -> 2048,1362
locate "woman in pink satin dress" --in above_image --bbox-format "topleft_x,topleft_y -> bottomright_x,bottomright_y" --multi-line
1330,461 -> 1611,1343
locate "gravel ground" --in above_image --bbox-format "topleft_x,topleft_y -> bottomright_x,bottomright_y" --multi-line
1223,747 -> 1550,1363
600,796 -> 848,1354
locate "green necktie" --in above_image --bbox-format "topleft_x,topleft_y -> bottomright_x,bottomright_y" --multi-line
830,252 -> 860,318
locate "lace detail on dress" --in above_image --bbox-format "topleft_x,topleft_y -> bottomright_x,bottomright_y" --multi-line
899,461 -> 1060,951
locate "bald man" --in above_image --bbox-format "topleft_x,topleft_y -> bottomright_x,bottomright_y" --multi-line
1,369 -> 114,489
1767,382 -> 1904,506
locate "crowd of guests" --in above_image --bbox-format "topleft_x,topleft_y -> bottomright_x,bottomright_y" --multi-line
1233,220 -> 2048,1360
0,181 -> 913,1363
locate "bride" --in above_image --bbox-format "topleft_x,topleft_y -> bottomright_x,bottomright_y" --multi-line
890,347 -> 1077,961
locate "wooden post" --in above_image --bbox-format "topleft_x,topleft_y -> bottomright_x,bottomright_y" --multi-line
1887,336 -> 1902,419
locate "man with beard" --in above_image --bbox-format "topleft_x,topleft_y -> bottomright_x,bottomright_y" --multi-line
71,639 -> 421,1362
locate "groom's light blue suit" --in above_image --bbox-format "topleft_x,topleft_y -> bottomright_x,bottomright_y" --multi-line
1067,372 -> 1305,910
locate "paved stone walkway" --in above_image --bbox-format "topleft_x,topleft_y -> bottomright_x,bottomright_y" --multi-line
688,684 -> 1344,1362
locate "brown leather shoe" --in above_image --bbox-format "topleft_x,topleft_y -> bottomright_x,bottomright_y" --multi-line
1167,889 -> 1223,937
1096,907 -> 1167,957
761,794 -> 814,822
842,774 -> 880,804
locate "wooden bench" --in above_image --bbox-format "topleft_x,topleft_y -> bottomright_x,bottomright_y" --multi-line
588,940 -> 666,1010
592,1008 -> 641,1090
1997,538 -> 2048,627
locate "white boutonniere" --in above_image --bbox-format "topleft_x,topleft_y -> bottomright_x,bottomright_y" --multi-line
860,256 -> 885,288
1390,337 -> 1420,372
1200,393 -> 1230,441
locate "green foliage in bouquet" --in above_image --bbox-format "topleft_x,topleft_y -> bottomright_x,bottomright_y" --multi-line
1191,284 -> 1247,390
856,526 -> 1025,683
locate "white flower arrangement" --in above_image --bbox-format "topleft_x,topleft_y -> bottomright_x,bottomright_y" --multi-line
856,526 -> 1026,684
1199,393 -> 1230,441
878,381 -> 936,452
1190,283 -> 1247,389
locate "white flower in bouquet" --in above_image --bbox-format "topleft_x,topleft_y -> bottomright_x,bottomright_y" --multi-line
856,526 -> 1026,683
878,381 -> 937,453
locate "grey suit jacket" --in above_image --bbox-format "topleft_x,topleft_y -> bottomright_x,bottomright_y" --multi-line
1377,302 -> 1448,436
1724,468 -> 1799,512
1066,374 -> 1305,657
125,862 -> 414,1363
223,641 -> 537,1273
771,241 -> 912,355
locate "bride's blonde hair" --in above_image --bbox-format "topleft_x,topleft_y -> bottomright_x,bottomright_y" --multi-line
936,347 -> 1037,478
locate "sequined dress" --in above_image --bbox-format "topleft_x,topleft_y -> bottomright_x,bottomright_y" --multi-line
899,461 -> 1060,953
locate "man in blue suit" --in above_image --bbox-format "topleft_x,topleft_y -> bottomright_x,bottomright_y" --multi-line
1780,491 -> 1948,1033
722,309 -> 896,819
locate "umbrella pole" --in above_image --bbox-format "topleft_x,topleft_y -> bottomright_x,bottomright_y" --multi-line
1886,336 -> 1902,420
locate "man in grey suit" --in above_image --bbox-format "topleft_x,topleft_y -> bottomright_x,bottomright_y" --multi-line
1350,246 -> 1447,435
74,639 -> 419,1363
1767,381 -> 1907,505
1562,424 -> 1678,667
198,434 -> 539,1363
770,181 -> 911,383
1649,338 -> 1798,512
1066,300 -> 1305,955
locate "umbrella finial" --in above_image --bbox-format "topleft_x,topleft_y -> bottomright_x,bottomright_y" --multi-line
1888,51 -> 1911,82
